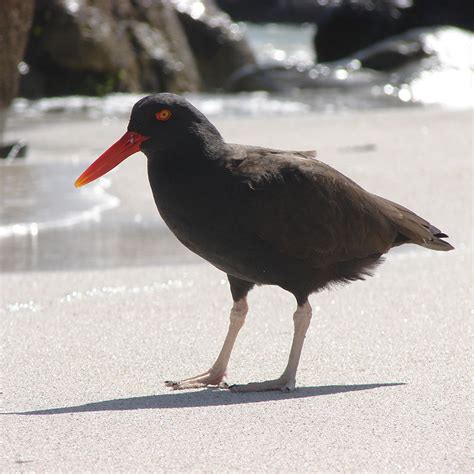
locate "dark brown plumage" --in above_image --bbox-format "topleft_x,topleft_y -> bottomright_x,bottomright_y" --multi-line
75,93 -> 453,392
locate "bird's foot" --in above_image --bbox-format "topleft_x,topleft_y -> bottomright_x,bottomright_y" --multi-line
164,369 -> 228,390
230,377 -> 296,393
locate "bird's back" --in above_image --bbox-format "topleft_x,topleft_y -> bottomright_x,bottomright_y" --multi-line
219,144 -> 453,293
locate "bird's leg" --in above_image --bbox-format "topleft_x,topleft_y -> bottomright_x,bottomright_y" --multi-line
231,301 -> 312,393
165,298 -> 248,390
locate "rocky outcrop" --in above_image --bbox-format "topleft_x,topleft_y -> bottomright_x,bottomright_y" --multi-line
217,0 -> 474,65
0,0 -> 35,144
20,0 -> 256,98
173,0 -> 256,90
216,0 -> 327,23
315,0 -> 474,62
127,0 -> 202,93
351,28 -> 431,71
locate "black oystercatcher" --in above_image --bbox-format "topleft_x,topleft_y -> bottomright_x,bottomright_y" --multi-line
75,94 -> 453,392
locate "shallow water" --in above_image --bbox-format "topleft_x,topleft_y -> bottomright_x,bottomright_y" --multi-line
0,162 -> 118,238
1,212 -> 200,272
0,161 -> 200,272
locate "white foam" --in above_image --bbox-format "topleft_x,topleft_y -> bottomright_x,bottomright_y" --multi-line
0,178 -> 119,239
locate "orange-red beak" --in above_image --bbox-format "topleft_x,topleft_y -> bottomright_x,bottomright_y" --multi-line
74,130 -> 149,188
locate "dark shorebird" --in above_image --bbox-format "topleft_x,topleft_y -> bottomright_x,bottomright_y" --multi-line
75,94 -> 453,392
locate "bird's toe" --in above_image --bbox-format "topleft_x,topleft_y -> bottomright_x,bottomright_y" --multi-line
279,381 -> 296,393
165,380 -> 190,390
164,370 -> 227,390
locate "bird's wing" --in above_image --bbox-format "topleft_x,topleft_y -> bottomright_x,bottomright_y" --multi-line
228,146 -> 398,266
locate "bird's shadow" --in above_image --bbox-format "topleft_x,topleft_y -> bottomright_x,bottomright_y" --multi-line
5,383 -> 405,416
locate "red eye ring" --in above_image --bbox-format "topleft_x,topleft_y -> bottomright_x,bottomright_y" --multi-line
156,109 -> 172,121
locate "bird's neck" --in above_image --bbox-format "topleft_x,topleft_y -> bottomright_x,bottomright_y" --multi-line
187,121 -> 226,160
146,137 -> 232,232
147,126 -> 229,177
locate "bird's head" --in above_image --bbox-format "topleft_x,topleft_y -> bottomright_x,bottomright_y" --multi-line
74,93 -> 222,188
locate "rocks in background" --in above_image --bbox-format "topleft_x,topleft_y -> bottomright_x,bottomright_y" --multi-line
21,0 -> 141,97
0,0 -> 35,145
314,0 -> 474,62
174,0 -> 256,90
351,27 -> 431,72
19,0 -> 256,97
215,0 -> 327,23
217,0 -> 474,66
128,0 -> 202,93
315,1 -> 410,63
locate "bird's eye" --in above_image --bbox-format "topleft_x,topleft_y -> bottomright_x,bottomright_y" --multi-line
155,109 -> 172,121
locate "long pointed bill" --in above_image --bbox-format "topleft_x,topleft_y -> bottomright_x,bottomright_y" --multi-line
74,130 -> 149,188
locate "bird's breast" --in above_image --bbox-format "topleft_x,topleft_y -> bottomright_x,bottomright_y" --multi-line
148,160 -> 242,249
146,160 -> 282,282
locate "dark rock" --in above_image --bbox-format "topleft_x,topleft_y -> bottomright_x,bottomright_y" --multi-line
316,1 -> 407,63
19,0 -> 253,97
216,0 -> 327,23
0,0 -> 35,142
315,0 -> 474,62
218,0 -> 473,67
21,0 -> 141,97
218,0 -> 474,34
352,28 -> 433,71
407,0 -> 474,31
0,141 -> 28,159
174,0 -> 256,90
127,0 -> 202,93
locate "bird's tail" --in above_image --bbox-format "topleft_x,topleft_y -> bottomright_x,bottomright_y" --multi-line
373,195 -> 454,251
419,225 -> 454,251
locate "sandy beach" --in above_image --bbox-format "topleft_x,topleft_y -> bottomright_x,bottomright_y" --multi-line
1,106 -> 472,471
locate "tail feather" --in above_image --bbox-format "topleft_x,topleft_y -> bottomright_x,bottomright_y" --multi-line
420,236 -> 454,251
428,223 -> 449,239
425,224 -> 453,250
372,195 -> 454,252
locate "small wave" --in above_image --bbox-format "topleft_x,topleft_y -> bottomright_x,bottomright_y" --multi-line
0,163 -> 119,239
12,91 -> 311,121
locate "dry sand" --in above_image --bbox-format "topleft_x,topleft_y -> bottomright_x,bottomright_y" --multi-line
1,106 -> 472,471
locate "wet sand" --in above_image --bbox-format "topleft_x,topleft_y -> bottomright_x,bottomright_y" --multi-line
1,107 -> 472,471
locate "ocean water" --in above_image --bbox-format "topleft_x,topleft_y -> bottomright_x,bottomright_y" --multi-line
1,23 -> 472,272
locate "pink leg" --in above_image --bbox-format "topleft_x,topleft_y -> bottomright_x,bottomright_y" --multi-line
230,301 -> 312,392
165,298 -> 248,390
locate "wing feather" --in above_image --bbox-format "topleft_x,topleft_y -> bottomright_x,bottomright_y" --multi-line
229,146 -> 398,267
